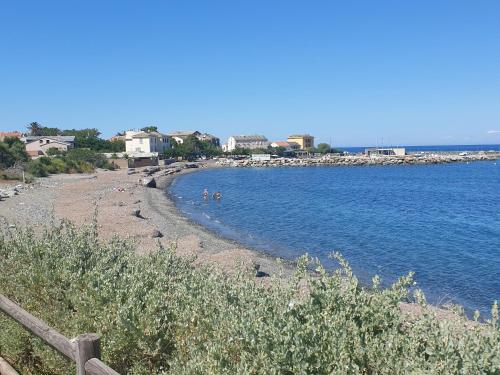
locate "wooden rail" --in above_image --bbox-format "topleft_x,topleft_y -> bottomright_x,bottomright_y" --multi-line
0,294 -> 120,375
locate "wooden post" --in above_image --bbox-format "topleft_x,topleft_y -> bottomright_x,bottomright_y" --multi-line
0,356 -> 20,375
73,333 -> 100,375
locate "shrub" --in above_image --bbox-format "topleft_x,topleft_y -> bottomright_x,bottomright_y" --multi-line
0,224 -> 499,374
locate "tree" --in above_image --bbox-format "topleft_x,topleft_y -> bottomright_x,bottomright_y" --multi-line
0,138 -> 28,169
317,143 -> 332,154
61,128 -> 101,138
26,122 -> 43,136
140,126 -> 158,133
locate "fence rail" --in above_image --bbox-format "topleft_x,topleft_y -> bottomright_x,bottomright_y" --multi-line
0,294 -> 120,375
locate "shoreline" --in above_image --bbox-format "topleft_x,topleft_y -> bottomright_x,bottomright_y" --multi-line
0,163 -> 480,321
142,163 -> 289,276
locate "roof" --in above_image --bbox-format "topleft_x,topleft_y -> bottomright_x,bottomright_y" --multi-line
198,133 -> 219,139
230,135 -> 268,142
288,134 -> 314,138
166,131 -> 200,137
131,131 -> 167,138
22,135 -> 75,143
0,131 -> 22,139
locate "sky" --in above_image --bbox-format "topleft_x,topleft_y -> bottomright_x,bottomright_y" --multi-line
1,1 -> 500,147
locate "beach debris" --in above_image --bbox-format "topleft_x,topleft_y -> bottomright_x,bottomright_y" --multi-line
113,187 -> 126,192
117,201 -> 127,207
151,229 -> 163,238
133,199 -> 141,204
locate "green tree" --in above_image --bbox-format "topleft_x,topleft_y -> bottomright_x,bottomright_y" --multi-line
140,126 -> 158,133
0,138 -> 28,169
61,128 -> 101,138
317,143 -> 332,154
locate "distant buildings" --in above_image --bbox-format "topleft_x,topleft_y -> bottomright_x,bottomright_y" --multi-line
125,130 -> 171,154
365,147 -> 406,157
270,141 -> 301,151
287,134 -> 314,150
226,135 -> 269,152
21,136 -> 75,158
167,131 -> 220,147
0,131 -> 22,142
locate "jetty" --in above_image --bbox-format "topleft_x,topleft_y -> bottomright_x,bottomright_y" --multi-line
216,152 -> 500,168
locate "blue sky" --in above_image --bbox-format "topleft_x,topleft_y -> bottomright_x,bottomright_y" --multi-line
1,1 -> 499,146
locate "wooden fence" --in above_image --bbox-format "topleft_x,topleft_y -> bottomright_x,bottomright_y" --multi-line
0,294 -> 120,375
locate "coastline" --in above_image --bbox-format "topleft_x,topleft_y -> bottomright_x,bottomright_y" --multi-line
0,163 -> 284,277
0,162 -> 478,321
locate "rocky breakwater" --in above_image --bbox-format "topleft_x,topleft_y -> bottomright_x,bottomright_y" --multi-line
216,152 -> 500,168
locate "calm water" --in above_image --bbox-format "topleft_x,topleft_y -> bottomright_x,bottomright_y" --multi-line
169,162 -> 500,316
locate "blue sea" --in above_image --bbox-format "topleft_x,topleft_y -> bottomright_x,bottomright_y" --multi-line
169,160 -> 500,316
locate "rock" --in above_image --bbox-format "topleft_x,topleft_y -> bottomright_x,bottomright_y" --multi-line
143,178 -> 156,188
144,167 -> 160,176
151,229 -> 163,238
133,199 -> 141,204
131,209 -> 142,218
118,201 -> 126,207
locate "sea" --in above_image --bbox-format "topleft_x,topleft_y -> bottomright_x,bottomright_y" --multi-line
169,146 -> 500,317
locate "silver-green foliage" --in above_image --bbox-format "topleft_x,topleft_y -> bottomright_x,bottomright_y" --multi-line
0,224 -> 499,374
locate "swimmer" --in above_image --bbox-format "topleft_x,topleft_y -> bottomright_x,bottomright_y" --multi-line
202,188 -> 209,199
212,191 -> 222,200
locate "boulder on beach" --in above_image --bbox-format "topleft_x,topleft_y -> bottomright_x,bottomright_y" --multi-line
142,178 -> 157,188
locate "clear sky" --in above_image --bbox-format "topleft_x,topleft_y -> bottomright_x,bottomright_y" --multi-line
1,1 -> 499,146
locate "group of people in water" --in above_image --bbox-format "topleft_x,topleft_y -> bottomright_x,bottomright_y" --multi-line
203,188 -> 222,200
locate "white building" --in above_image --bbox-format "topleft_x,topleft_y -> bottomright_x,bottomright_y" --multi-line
227,135 -> 269,152
365,147 -> 406,157
125,131 -> 171,154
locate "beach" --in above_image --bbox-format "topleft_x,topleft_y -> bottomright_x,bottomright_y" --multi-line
0,163 -> 281,276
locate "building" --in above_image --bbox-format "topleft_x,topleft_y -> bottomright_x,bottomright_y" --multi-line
109,134 -> 126,142
23,136 -> 75,157
270,141 -> 301,151
365,148 -> 406,157
166,131 -> 201,144
167,131 -> 220,147
0,131 -> 22,142
227,135 -> 269,152
125,131 -> 171,154
197,133 -> 220,147
287,134 -> 314,150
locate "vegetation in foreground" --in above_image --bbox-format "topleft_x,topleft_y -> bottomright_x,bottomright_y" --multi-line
0,224 -> 499,374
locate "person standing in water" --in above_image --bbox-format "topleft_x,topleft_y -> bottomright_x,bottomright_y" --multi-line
203,188 -> 209,199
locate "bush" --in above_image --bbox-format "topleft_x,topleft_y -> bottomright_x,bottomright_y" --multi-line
0,224 -> 499,374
